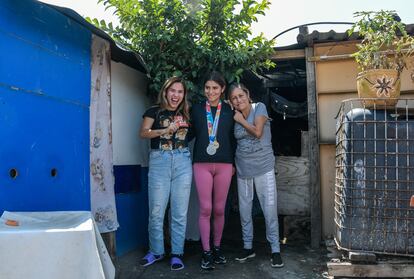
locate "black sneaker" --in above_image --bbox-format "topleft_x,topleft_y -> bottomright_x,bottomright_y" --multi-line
235,249 -> 256,262
213,246 -> 227,264
271,252 -> 284,268
201,251 -> 215,270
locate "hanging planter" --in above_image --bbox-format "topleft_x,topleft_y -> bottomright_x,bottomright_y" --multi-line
356,69 -> 401,108
349,10 -> 414,108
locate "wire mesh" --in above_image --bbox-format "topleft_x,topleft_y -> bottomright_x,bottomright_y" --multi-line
335,98 -> 414,257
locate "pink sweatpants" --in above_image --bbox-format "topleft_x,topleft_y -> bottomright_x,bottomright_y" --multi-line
193,163 -> 233,251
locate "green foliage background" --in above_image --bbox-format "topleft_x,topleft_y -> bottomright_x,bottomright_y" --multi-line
87,0 -> 275,100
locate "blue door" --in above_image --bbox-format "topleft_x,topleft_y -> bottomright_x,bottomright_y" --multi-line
0,0 -> 91,213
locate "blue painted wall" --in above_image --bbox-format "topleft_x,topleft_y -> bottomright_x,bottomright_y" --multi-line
0,0 -> 91,212
114,165 -> 149,255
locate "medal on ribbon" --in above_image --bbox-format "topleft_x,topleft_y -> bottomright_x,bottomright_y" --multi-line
205,101 -> 221,156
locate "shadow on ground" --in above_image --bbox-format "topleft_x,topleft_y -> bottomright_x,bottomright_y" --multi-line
116,212 -> 329,279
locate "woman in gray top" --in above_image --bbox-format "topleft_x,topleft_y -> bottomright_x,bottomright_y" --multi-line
228,83 -> 284,268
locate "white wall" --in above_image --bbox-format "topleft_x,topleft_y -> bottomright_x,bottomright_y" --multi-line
111,61 -> 150,167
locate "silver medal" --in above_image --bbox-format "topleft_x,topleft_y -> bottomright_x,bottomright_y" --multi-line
206,144 -> 216,155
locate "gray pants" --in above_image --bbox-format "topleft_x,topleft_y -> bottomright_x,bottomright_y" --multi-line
237,170 -> 280,253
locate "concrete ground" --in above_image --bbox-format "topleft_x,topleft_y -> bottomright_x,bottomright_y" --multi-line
116,212 -> 329,279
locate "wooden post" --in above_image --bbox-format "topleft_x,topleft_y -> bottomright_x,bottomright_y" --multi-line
305,47 -> 322,248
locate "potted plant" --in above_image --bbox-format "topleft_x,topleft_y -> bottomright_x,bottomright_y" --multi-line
348,10 -> 414,107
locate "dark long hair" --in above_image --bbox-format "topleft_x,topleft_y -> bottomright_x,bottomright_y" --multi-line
157,77 -> 190,121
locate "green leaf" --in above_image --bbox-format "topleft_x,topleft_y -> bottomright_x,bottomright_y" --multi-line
172,70 -> 183,77
99,19 -> 107,28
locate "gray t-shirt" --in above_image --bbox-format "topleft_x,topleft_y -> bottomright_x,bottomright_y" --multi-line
234,102 -> 275,179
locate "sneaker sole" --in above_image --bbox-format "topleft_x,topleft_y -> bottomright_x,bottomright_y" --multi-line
214,259 -> 227,264
201,264 -> 215,270
271,262 -> 284,268
235,253 -> 256,262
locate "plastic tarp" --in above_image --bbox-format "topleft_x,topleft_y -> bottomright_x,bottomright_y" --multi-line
0,211 -> 115,279
270,92 -> 307,119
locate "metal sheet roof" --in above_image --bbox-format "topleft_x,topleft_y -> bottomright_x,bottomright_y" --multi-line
275,24 -> 414,51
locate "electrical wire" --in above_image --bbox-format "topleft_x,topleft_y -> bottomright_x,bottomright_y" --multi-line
271,21 -> 354,41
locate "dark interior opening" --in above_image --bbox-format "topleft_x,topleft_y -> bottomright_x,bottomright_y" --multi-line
241,58 -> 308,157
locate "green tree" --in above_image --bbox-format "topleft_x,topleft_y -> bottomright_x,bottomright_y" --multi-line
88,0 -> 275,100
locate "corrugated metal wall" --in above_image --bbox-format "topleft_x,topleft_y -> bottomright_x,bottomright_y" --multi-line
0,0 -> 91,212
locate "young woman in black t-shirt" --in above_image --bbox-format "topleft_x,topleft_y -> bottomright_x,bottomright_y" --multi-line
139,77 -> 192,271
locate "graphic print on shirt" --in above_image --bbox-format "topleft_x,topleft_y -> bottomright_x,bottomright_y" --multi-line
159,114 -> 189,150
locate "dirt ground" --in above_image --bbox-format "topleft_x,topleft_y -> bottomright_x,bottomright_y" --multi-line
116,212 -> 330,279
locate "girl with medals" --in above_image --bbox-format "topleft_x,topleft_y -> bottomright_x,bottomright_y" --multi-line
139,77 -> 192,271
228,83 -> 283,268
191,71 -> 235,270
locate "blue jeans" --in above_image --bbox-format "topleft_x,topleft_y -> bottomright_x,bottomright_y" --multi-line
148,148 -> 192,255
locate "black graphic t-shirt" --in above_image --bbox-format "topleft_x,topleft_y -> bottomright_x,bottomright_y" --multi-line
143,106 -> 190,150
